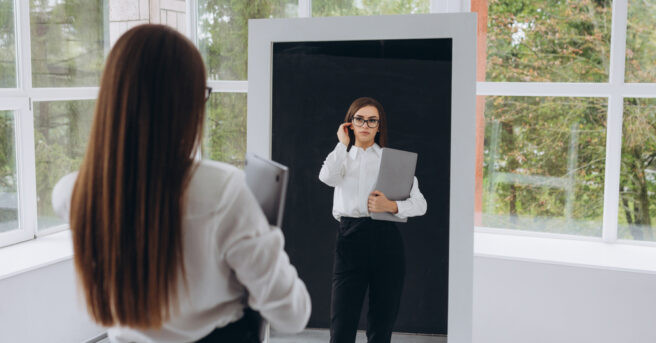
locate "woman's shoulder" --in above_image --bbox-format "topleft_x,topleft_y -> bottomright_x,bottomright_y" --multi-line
185,160 -> 248,214
194,159 -> 243,181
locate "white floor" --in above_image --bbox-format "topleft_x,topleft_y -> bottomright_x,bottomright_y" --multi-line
271,329 -> 447,343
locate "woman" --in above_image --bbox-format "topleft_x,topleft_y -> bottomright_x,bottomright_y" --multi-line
319,97 -> 427,343
51,25 -> 310,342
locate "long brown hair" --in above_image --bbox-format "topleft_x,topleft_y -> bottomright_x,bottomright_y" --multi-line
343,97 -> 389,152
70,24 -> 206,328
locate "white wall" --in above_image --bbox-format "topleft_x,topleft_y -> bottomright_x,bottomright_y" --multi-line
0,260 -> 104,343
3,255 -> 656,342
473,256 -> 656,343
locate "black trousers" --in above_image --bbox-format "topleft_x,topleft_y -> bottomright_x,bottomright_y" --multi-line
195,308 -> 262,343
330,217 -> 406,343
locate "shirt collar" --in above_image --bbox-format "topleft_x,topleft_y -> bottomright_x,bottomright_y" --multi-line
349,143 -> 382,160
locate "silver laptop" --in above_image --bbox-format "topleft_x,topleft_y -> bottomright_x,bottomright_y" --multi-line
244,153 -> 289,228
370,148 -> 418,223
244,153 -> 289,342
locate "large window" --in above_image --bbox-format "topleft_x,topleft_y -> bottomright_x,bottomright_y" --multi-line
474,0 -> 656,243
0,0 -> 107,247
3,0 -> 653,248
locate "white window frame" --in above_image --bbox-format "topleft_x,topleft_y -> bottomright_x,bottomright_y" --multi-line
0,0 -> 102,248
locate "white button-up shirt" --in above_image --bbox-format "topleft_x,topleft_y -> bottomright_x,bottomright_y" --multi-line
319,142 -> 427,221
52,160 -> 311,343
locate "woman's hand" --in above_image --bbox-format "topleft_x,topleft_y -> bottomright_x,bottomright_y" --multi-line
368,190 -> 398,213
337,123 -> 351,147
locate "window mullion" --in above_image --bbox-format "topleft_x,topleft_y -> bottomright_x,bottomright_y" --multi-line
187,0 -> 198,44
13,0 -> 39,240
15,99 -> 38,241
460,0 -> 471,12
603,96 -> 624,243
430,0 -> 445,13
16,0 -> 32,92
431,0 -> 468,13
602,0 -> 629,242
30,88 -> 100,102
609,0 -> 629,85
476,82 -> 613,97
206,80 -> 248,93
299,0 -> 311,17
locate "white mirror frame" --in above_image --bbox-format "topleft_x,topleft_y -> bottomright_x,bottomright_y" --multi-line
247,13 -> 476,342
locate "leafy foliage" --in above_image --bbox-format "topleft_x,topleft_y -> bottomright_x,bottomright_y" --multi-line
487,0 -> 611,82
312,0 -> 428,16
618,98 -> 656,240
0,111 -> 17,231
30,0 -> 105,87
203,93 -> 247,168
625,0 -> 656,82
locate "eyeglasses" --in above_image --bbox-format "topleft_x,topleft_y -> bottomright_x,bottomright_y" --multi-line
205,87 -> 212,102
352,116 -> 380,128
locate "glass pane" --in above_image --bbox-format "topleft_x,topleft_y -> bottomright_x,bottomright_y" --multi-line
0,0 -> 17,87
0,111 -> 18,233
30,0 -> 107,87
34,100 -> 94,230
482,0 -> 612,82
203,92 -> 247,168
482,96 -> 607,236
197,0 -> 297,80
625,0 -> 656,83
312,0 -> 429,16
618,98 -> 656,241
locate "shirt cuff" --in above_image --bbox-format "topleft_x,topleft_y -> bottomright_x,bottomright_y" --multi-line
394,200 -> 409,219
334,142 -> 348,160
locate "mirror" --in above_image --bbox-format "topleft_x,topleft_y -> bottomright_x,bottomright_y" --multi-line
271,39 -> 452,338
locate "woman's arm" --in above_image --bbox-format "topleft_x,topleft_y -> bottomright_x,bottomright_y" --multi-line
221,175 -> 311,333
318,142 -> 348,187
51,172 -> 79,222
393,176 -> 427,219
